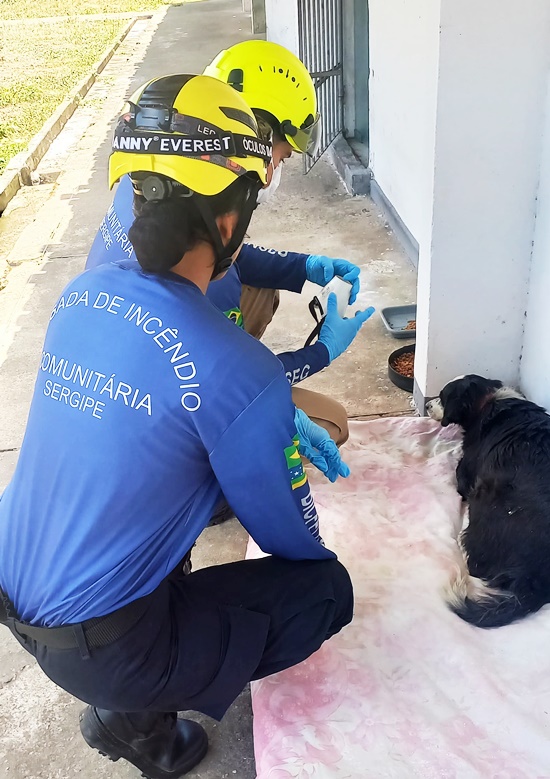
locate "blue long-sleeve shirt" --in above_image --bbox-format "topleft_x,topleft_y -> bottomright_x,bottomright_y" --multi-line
86,176 -> 329,384
0,261 -> 334,627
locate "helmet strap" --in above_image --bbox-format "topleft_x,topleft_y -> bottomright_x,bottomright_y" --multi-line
194,181 -> 261,279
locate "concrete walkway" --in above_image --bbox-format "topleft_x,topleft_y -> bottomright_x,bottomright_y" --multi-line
0,1 -> 415,777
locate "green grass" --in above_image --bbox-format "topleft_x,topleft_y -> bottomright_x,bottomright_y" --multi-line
0,0 -> 194,173
0,18 -> 129,174
0,0 -> 178,20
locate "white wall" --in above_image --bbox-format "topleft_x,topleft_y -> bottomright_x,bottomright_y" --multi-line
415,0 -> 550,401
264,0 -> 299,55
521,73 -> 550,408
342,0 -> 356,136
368,0 -> 440,249
263,0 -> 550,406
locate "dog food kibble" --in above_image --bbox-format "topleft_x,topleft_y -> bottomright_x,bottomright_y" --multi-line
391,352 -> 415,378
403,319 -> 416,331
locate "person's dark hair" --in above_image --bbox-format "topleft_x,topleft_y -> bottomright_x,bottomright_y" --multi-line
254,109 -> 285,145
128,175 -> 256,274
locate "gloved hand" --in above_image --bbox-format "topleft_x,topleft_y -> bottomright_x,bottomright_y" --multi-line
318,293 -> 375,362
306,254 -> 361,304
294,407 -> 350,482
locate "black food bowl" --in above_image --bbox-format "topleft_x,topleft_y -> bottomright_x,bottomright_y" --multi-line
388,343 -> 415,393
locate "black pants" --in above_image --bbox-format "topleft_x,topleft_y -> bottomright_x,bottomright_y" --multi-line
16,556 -> 353,720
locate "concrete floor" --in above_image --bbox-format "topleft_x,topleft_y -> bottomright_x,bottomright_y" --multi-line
0,1 -> 416,777
250,155 -> 416,418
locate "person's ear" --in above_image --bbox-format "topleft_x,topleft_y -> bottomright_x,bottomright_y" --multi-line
215,212 -> 239,247
264,161 -> 274,186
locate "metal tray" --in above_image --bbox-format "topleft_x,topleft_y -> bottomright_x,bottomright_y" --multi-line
380,305 -> 417,339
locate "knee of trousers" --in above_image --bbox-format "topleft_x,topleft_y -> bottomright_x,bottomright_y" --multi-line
291,388 -> 349,447
308,414 -> 349,448
325,559 -> 354,627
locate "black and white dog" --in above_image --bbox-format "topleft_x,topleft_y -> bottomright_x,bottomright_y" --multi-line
427,375 -> 550,628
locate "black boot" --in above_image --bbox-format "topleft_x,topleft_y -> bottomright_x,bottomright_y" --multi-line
207,501 -> 235,526
181,548 -> 192,576
80,706 -> 208,779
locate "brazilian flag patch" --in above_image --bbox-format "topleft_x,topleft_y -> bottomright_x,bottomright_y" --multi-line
284,435 -> 308,490
225,307 -> 244,329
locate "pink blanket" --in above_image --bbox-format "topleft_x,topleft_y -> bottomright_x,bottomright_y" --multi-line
249,417 -> 550,779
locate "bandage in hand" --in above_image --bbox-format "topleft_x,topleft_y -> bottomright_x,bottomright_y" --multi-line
294,407 -> 350,483
318,293 -> 375,363
306,255 -> 361,304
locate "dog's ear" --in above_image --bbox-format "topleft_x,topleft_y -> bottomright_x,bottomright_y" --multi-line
441,396 -> 466,427
439,380 -> 470,427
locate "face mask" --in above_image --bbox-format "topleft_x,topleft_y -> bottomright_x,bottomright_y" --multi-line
257,162 -> 283,205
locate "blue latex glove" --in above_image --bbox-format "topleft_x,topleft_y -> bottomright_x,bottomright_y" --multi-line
294,407 -> 350,482
319,293 -> 375,363
306,254 -> 361,304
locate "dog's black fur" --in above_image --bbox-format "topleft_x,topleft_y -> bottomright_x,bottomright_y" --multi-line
430,375 -> 550,628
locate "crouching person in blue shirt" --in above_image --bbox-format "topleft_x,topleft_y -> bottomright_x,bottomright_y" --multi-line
0,76 -> 362,779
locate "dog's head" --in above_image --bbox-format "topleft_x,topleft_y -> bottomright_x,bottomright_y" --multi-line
427,375 -> 503,429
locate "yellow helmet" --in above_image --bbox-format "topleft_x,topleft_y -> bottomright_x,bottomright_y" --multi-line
204,40 -> 320,156
108,73 -> 271,195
